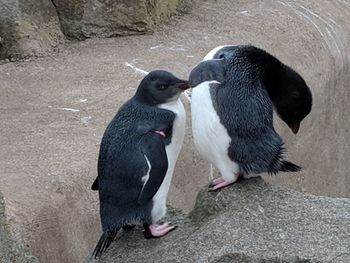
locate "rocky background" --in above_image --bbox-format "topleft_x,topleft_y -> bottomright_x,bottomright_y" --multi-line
53,0 -> 187,40
0,0 -> 64,60
0,0 -> 349,262
0,0 -> 186,59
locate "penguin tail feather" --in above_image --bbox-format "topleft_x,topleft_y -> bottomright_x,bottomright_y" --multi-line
92,227 -> 120,259
279,160 -> 302,173
268,145 -> 302,174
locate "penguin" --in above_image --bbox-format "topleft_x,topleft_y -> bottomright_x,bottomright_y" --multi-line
189,45 -> 312,191
91,70 -> 190,258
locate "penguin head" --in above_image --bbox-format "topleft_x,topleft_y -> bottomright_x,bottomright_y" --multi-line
188,45 -> 238,87
202,45 -> 313,134
210,45 -> 239,60
135,70 -> 190,105
271,66 -> 312,134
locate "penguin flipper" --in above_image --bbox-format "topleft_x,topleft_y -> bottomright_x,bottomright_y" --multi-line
137,133 -> 168,205
91,177 -> 99,190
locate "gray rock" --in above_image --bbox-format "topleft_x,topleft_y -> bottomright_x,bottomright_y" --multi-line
92,178 -> 350,263
53,0 -> 187,40
0,192 -> 39,263
0,0 -> 64,60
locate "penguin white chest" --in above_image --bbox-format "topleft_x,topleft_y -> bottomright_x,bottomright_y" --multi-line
151,98 -> 186,223
191,81 -> 239,179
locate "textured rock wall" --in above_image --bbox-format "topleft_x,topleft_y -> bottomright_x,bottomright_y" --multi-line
0,0 -> 185,59
0,0 -> 64,60
52,0 -> 185,40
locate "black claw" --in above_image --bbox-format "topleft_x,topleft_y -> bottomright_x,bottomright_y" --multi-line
144,231 -> 153,239
169,225 -> 178,233
236,173 -> 244,182
208,187 -> 218,192
208,177 -> 220,188
122,224 -> 136,232
143,223 -> 153,239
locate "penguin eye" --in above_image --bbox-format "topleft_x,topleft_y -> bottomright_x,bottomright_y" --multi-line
218,53 -> 225,59
158,85 -> 166,91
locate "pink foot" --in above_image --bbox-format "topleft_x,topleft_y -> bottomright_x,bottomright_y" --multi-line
151,222 -> 171,231
144,223 -> 177,239
209,180 -> 234,191
210,177 -> 226,186
209,174 -> 243,191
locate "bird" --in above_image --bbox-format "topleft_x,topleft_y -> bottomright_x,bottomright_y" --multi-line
189,45 -> 312,191
91,70 -> 190,258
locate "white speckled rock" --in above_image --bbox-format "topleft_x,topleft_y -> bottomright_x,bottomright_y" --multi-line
92,178 -> 350,263
0,192 -> 38,263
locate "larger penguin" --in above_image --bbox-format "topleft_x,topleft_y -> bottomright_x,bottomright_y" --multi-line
91,70 -> 190,258
189,45 -> 312,191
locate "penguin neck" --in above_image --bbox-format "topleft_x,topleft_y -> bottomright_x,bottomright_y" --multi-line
225,62 -> 261,94
134,90 -> 157,106
231,48 -> 286,101
258,58 -> 286,103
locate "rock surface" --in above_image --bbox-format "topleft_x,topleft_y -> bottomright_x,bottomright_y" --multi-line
0,192 -> 38,263
0,0 -> 186,59
53,0 -> 187,40
92,178 -> 350,263
0,0 -> 64,60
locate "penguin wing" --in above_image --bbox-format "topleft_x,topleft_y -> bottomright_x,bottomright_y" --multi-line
137,132 -> 168,205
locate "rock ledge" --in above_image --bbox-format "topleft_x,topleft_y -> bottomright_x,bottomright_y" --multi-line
0,193 -> 38,263
92,178 -> 350,263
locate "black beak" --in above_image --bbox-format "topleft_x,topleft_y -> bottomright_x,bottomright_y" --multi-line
288,122 -> 300,134
176,81 -> 191,90
188,59 -> 225,88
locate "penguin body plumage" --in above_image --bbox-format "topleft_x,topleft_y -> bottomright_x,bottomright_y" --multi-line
92,70 -> 190,257
189,45 -> 312,190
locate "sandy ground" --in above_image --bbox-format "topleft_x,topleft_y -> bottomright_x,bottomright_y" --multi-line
0,0 -> 349,262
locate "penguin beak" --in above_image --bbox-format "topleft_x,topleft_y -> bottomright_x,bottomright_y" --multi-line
288,122 -> 300,134
176,81 -> 191,90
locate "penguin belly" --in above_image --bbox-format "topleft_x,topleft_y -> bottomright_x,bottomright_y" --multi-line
191,81 -> 240,182
151,98 -> 186,223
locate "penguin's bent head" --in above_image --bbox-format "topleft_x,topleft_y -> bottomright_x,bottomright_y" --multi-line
270,65 -> 312,134
135,70 -> 190,106
190,45 -> 312,134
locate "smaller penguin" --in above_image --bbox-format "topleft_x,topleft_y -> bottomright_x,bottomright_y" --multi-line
189,45 -> 312,191
91,70 -> 190,258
